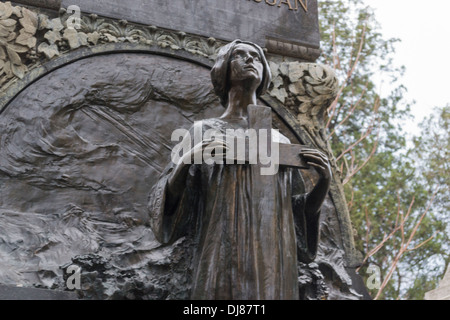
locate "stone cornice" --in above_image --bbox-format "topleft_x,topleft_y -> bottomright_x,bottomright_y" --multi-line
12,0 -> 61,11
266,37 -> 321,61
1,3 -> 339,133
0,2 -> 225,93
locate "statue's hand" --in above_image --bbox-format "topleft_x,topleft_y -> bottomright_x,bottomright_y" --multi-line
175,138 -> 229,166
300,148 -> 332,182
200,139 -> 230,163
168,139 -> 229,194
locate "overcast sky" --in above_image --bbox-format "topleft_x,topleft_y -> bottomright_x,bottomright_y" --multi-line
366,0 -> 450,127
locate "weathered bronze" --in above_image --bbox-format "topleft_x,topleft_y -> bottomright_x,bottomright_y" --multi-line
0,2 -> 371,300
148,40 -> 332,299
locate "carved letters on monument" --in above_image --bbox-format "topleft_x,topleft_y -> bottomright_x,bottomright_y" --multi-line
247,0 -> 309,12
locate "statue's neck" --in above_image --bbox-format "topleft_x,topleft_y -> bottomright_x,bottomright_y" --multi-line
221,85 -> 257,120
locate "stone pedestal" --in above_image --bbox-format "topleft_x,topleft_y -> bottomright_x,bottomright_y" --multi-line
425,265 -> 450,300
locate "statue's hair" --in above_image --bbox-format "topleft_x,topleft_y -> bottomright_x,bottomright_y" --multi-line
210,40 -> 272,107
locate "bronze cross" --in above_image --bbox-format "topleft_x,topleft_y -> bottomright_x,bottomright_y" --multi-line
245,104 -> 308,171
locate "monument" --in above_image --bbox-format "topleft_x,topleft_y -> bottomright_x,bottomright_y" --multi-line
148,40 -> 332,299
0,0 -> 370,299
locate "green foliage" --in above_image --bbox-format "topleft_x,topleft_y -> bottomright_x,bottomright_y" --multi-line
410,105 -> 450,267
412,106 -> 450,212
318,0 -> 449,299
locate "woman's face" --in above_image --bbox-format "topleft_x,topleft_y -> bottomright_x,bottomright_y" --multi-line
229,43 -> 264,88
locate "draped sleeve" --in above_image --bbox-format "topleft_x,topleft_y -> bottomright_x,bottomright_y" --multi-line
147,124 -> 202,244
291,168 -> 321,263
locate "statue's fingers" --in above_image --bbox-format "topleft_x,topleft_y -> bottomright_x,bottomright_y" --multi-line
214,153 -> 227,158
301,149 -> 323,157
302,153 -> 323,161
302,151 -> 328,163
306,149 -> 327,158
210,145 -> 230,152
198,138 -> 213,145
207,140 -> 229,149
307,161 -> 326,172
217,140 -> 230,147
193,140 -> 212,151
204,146 -> 229,156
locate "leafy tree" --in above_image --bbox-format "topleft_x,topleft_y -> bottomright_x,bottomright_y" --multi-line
318,0 -> 449,299
411,106 -> 449,215
404,105 -> 450,299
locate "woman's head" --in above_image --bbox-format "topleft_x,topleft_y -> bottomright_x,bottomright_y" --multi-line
211,40 -> 271,107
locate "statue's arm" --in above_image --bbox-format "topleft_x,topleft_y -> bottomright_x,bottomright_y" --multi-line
165,138 -> 223,207
147,133 -> 196,243
291,148 -> 331,262
148,122 -> 227,243
147,160 -> 199,244
291,172 -> 321,263
300,148 -> 332,216
166,161 -> 191,211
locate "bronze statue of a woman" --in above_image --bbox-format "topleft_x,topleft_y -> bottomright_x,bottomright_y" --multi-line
148,40 -> 331,300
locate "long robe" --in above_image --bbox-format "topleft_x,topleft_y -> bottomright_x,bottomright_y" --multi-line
148,119 -> 320,300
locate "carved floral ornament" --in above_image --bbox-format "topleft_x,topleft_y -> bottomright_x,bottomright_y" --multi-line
268,61 -> 338,127
0,2 -> 338,124
0,2 -> 37,81
0,2 -> 224,89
